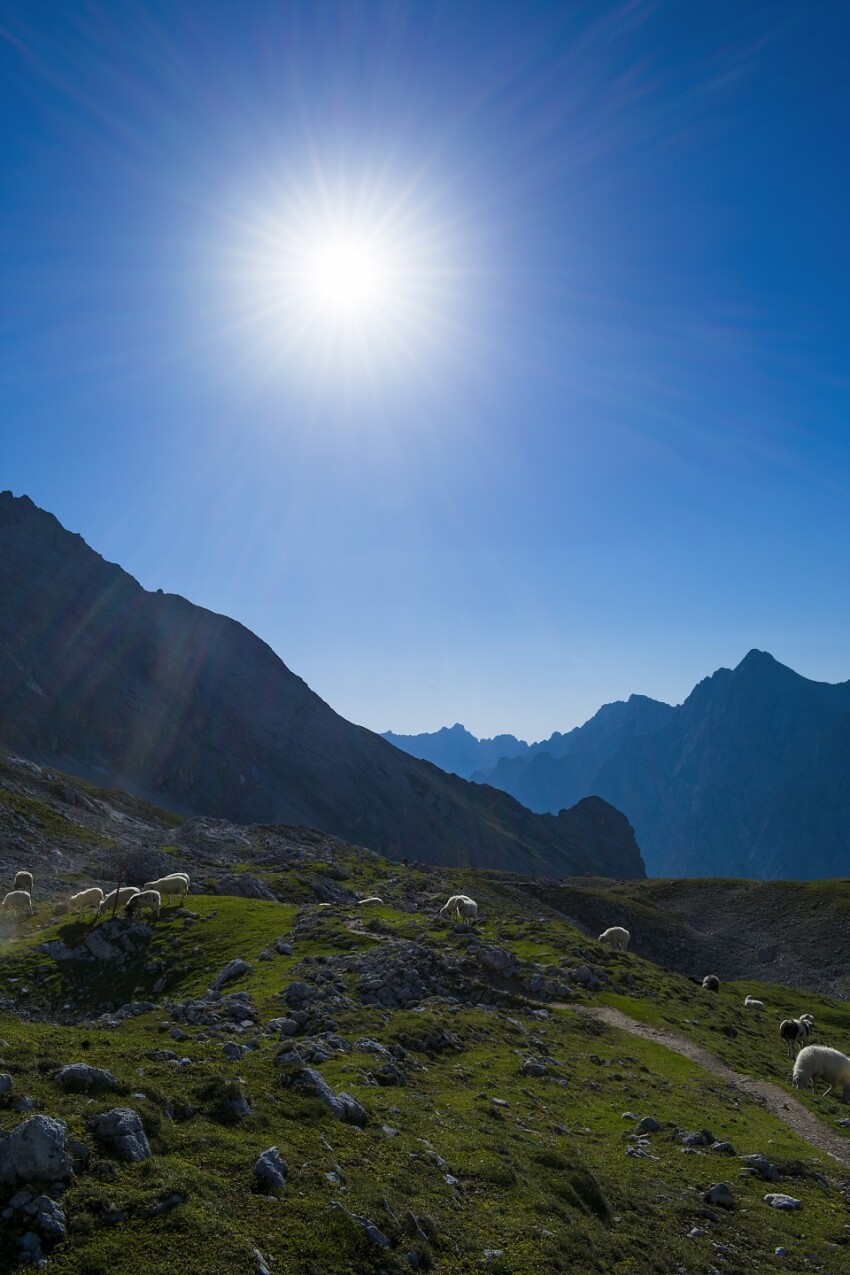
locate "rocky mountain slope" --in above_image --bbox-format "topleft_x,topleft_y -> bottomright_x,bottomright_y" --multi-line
1,761 -> 849,1274
0,493 -> 644,880
395,653 -> 850,880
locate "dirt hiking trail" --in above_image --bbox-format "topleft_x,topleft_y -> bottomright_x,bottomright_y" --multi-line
557,1003 -> 850,1168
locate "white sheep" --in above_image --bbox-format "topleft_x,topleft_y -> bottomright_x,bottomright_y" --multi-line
125,889 -> 161,921
439,894 -> 478,922
779,1013 -> 815,1058
13,871 -> 33,895
356,897 -> 384,905
1,889 -> 33,918
143,873 -> 189,905
744,994 -> 766,1012
98,886 -> 141,916
67,887 -> 104,917
598,926 -> 630,950
702,974 -> 720,992
792,1044 -> 850,1101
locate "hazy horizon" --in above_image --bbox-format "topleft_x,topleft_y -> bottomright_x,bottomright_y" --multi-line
4,2 -> 850,741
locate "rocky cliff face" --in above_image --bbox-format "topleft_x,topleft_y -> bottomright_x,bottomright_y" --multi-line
0,493 -> 645,879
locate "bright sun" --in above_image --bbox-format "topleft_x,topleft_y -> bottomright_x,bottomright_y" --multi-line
301,235 -> 389,319
220,167 -> 468,390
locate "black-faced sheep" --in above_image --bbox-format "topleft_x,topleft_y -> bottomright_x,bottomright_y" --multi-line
67,887 -> 104,917
98,886 -> 141,916
125,889 -> 161,921
598,926 -> 630,950
143,874 -> 189,905
440,894 -> 478,922
779,1013 -> 815,1058
13,871 -> 33,895
792,1044 -> 850,1100
1,889 -> 33,918
702,974 -> 720,992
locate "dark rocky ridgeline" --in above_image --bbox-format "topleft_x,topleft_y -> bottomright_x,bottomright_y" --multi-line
0,492 -> 644,879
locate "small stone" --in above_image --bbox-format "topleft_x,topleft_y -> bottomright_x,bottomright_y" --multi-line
636,1116 -> 661,1133
764,1193 -> 802,1210
211,959 -> 253,991
254,1146 -> 287,1191
703,1184 -> 734,1210
775,1249 -> 788,1258
56,1063 -> 118,1092
148,1193 -> 184,1216
0,1073 -> 13,1095
739,1154 -> 780,1182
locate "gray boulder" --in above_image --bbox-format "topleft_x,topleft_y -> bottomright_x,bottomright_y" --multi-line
57,1063 -> 118,1092
739,1153 -> 780,1182
211,959 -> 252,991
0,1073 -> 13,1095
253,1146 -> 288,1191
291,1066 -> 368,1125
0,1115 -> 73,1185
764,1193 -> 802,1209
88,1108 -> 151,1163
703,1183 -> 734,1209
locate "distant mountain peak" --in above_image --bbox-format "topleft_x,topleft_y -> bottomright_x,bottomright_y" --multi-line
736,648 -> 779,669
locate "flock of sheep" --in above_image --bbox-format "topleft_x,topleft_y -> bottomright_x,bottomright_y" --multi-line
1,870 -> 191,924
3,872 -> 850,1101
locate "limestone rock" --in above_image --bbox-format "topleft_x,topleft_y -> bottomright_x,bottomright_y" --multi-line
254,1146 -> 287,1191
56,1063 -> 118,1092
210,958 -> 252,991
0,1115 -> 73,1186
289,1066 -> 368,1125
88,1108 -> 151,1163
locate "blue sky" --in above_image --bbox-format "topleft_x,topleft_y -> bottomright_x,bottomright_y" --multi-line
3,0 -> 850,741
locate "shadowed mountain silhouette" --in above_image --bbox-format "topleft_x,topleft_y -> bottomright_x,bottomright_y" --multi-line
0,492 -> 644,879
413,650 -> 850,879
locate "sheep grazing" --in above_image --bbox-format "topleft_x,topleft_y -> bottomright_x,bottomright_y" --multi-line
439,894 -> 478,922
143,873 -> 189,906
702,974 -> 720,992
13,871 -> 33,895
744,994 -> 766,1012
356,897 -> 384,905
125,889 -> 161,921
598,926 -> 630,950
67,887 -> 104,917
1,889 -> 33,918
779,1013 -> 815,1058
98,886 -> 141,916
792,1045 -> 850,1101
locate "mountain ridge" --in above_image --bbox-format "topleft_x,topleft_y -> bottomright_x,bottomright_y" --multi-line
389,649 -> 850,879
0,491 -> 644,880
